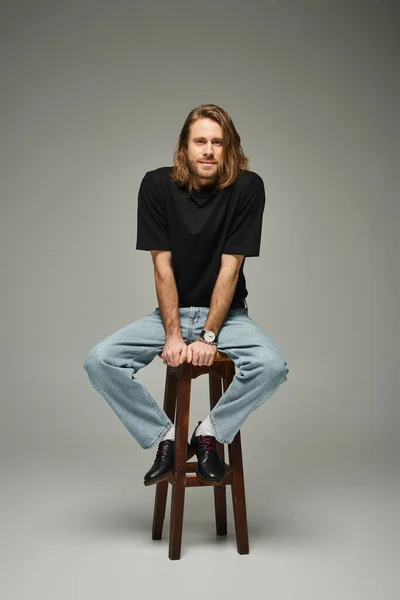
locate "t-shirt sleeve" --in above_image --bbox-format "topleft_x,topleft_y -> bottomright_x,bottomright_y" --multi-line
222,174 -> 266,256
136,172 -> 170,251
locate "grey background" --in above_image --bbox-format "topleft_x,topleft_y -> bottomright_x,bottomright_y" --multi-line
1,0 -> 399,598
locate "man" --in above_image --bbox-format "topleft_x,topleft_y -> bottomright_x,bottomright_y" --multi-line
84,104 -> 288,487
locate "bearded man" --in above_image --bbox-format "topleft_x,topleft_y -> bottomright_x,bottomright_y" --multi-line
84,104 -> 288,487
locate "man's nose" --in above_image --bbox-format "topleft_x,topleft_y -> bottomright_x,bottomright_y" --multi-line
203,142 -> 214,156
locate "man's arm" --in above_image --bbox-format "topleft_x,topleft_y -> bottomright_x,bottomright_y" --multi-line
204,173 -> 265,335
151,250 -> 181,339
151,250 -> 188,366
186,254 -> 244,367
204,253 -> 244,334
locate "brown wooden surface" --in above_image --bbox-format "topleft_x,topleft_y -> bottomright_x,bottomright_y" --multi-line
224,361 -> 249,554
152,370 -> 178,541
209,373 -> 227,536
151,353 -> 250,559
169,365 -> 191,560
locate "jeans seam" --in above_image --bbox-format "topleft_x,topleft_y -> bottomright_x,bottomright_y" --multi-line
129,346 -> 172,448
143,422 -> 172,449
209,412 -> 230,444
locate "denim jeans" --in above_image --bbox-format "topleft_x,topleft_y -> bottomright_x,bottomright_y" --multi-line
83,307 -> 288,449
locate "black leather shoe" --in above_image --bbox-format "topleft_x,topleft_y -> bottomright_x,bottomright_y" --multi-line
143,440 -> 194,486
190,427 -> 226,485
144,440 -> 174,486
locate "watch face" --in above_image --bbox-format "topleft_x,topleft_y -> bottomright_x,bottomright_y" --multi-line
204,330 -> 216,343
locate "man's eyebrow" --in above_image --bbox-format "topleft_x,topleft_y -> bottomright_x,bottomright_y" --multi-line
193,136 -> 224,141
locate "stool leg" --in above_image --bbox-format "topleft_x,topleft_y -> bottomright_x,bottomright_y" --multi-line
169,365 -> 191,560
224,362 -> 249,555
209,374 -> 227,536
228,430 -> 249,554
152,369 -> 178,541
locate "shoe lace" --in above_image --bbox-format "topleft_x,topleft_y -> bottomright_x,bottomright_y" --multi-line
198,435 -> 216,451
156,441 -> 170,458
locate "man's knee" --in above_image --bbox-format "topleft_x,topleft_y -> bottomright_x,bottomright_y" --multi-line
254,348 -> 288,385
274,357 -> 289,385
83,342 -> 108,377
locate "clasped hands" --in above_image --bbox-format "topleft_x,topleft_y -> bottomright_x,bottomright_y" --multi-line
161,338 -> 217,368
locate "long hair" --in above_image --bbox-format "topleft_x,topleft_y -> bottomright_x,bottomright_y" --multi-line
170,104 -> 249,193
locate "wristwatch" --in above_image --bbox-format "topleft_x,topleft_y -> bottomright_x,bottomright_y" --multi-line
200,329 -> 217,344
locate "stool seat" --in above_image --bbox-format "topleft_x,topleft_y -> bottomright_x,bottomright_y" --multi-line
209,351 -> 231,362
152,354 -> 249,560
158,351 -> 231,362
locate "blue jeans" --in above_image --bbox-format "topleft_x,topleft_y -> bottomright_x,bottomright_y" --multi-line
83,307 -> 288,448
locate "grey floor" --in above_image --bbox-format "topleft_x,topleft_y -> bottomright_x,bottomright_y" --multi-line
2,440 -> 399,600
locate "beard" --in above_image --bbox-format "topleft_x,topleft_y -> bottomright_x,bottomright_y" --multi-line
188,158 -> 220,181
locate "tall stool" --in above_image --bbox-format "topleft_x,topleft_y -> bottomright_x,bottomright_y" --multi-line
152,352 -> 249,560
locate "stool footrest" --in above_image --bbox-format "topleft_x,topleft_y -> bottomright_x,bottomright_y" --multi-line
176,461 -> 233,475
184,473 -> 234,488
166,462 -> 234,487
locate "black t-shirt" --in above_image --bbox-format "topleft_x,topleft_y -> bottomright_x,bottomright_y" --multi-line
136,166 -> 265,308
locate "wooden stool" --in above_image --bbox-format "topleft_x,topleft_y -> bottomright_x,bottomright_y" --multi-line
152,352 -> 249,560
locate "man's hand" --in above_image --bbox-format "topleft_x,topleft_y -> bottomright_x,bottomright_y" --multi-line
161,337 -> 188,367
187,340 -> 217,367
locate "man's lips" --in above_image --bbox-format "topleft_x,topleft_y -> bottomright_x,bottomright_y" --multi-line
199,161 -> 216,164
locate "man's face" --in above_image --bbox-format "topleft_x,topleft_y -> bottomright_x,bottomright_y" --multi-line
187,118 -> 224,188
